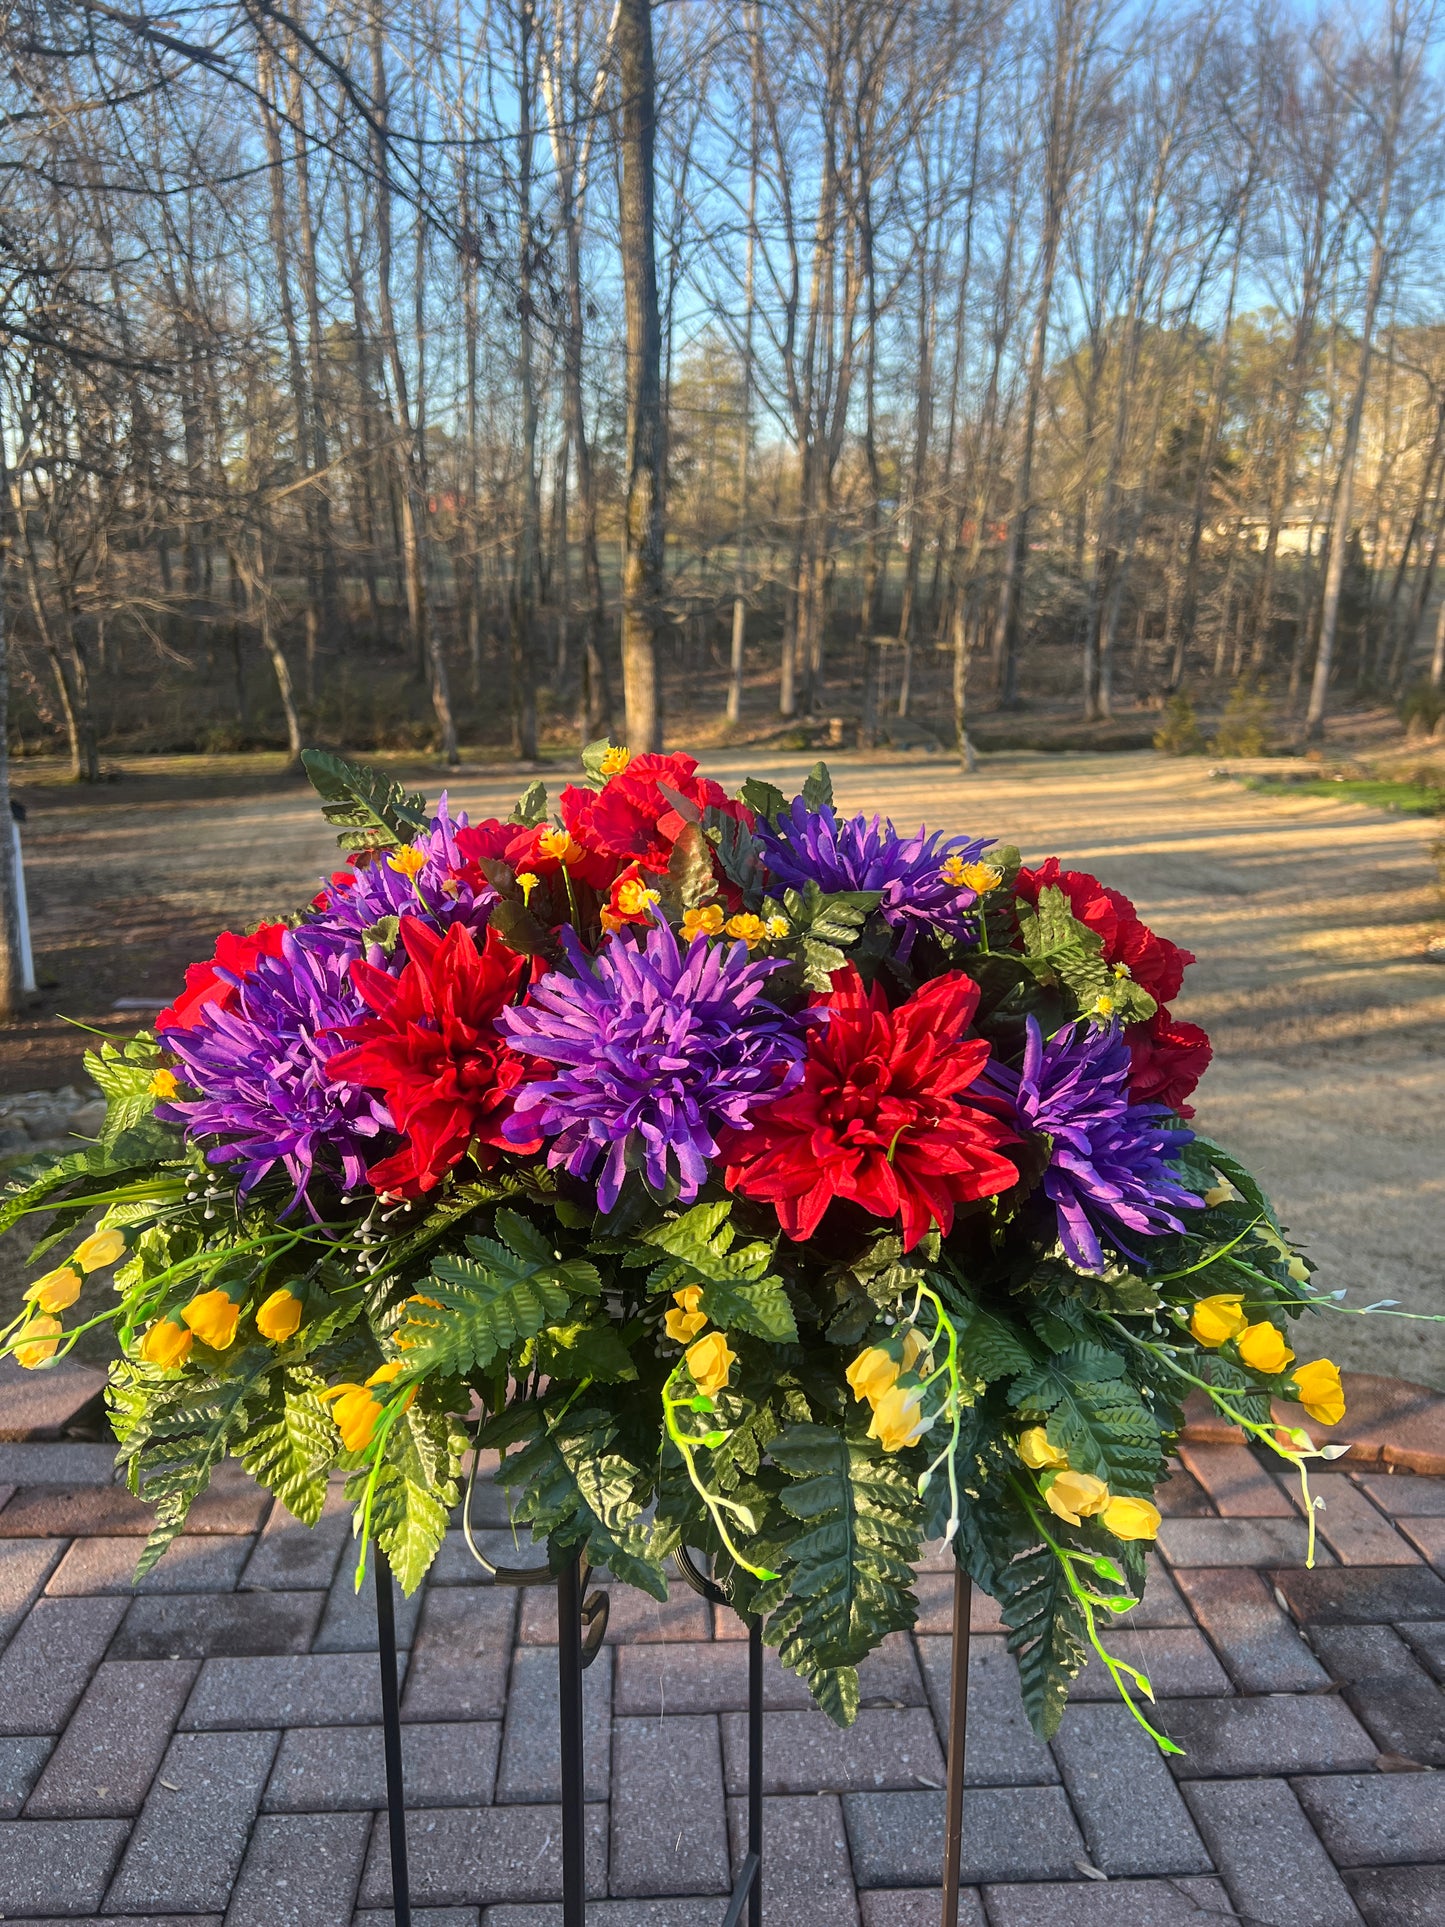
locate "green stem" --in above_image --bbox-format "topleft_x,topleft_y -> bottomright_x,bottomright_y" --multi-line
661,1370 -> 777,1582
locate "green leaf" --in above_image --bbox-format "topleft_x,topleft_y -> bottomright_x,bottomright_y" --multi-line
654,821 -> 718,918
698,1276 -> 797,1343
1010,1345 -> 1164,1492
997,1543 -> 1090,1739
738,777 -> 788,825
488,899 -> 555,957
498,1404 -> 669,1598
767,1422 -> 920,1679
534,1317 -> 639,1382
580,738 -> 619,788
237,1366 -> 336,1525
361,915 -> 402,955
643,1203 -> 797,1343
1193,1136 -> 1284,1234
949,1297 -> 1038,1382
801,761 -> 834,811
508,778 -> 549,827
350,1393 -> 460,1591
707,810 -> 767,895
301,749 -> 429,853
400,1214 -> 601,1378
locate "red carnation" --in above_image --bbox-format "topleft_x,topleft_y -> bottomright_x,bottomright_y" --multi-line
326,919 -> 540,1196
156,923 -> 289,1031
1126,1008 -> 1212,1117
721,965 -> 1018,1250
560,752 -> 748,874
1015,858 -> 1194,1005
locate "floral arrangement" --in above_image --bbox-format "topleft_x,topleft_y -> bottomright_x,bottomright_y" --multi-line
1,747 -> 1351,1745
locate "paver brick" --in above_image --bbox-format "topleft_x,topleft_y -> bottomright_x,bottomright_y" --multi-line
609,1714 -> 729,1896
910,1573 -> 1004,1635
225,1809 -> 372,1927
1163,1690 -> 1376,1776
314,1551 -> 424,1652
46,1534 -> 252,1596
728,1792 -> 861,1927
1177,1442 -> 1295,1515
1116,1552 -> 1193,1628
1159,1514 -> 1325,1567
110,1588 -> 323,1659
265,1720 -> 501,1811
495,1644 -> 612,1801
0,1479 -> 267,1537
1184,1775 -> 1364,1927
1343,1865 -> 1445,1927
1173,1565 -> 1331,1690
0,1443 -> 120,1484
1155,1463 -> 1214,1515
1294,1772 -> 1445,1867
1398,1517 -> 1445,1567
0,1815 -> 130,1916
0,1735 -> 53,1816
25,1659 -> 196,1816
0,1595 -> 129,1734
359,1912 -> 479,1927
1271,1564 -> 1445,1624
241,1486 -> 350,1591
181,1652 -> 402,1729
402,1587 -> 516,1722
981,1877 -> 1240,1926
0,1358 -> 107,1441
357,1802 -> 609,1906
914,1635 -> 1057,1786
859,1891 -> 985,1927
1050,1702 -> 1212,1877
1290,1479 -> 1422,1565
1307,1623 -> 1445,1765
104,1727 -> 279,1914
518,1577 -> 710,1645
842,1786 -> 1084,1886
1351,1474 -> 1445,1517
1068,1626 -> 1230,1700
0,1538 -> 64,1644
480,1904 -> 713,1925
1398,1620 -> 1445,1681
722,1705 -> 945,1796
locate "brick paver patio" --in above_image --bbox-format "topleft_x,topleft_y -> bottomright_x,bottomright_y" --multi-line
1,1364 -> 1443,1926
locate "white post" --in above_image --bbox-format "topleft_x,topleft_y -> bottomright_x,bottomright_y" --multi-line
12,817 -> 35,994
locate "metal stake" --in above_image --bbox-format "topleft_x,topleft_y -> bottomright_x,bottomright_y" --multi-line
557,1552 -> 587,1927
940,1569 -> 972,1927
747,1615 -> 763,1927
374,1547 -> 412,1927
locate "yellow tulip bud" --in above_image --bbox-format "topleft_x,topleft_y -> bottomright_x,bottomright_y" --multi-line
322,1384 -> 384,1453
685,1331 -> 736,1398
1102,1494 -> 1162,1541
1017,1426 -> 1069,1470
365,1361 -> 408,1389
1290,1358 -> 1346,1426
1043,1469 -> 1110,1526
15,1315 -> 62,1369
664,1306 -> 708,1344
673,1285 -> 704,1314
25,1267 -> 83,1315
845,1345 -> 901,1407
256,1288 -> 303,1344
73,1229 -> 126,1273
1189,1293 -> 1248,1349
901,1327 -> 929,1373
1237,1321 -> 1295,1375
181,1288 -> 242,1352
140,1317 -> 193,1368
867,1384 -> 931,1453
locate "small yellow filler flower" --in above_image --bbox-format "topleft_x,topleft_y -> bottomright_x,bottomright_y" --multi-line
685,1331 -> 736,1399
149,1067 -> 179,1100
600,745 -> 632,777
664,1285 -> 708,1346
681,904 -> 726,943
387,844 -> 428,880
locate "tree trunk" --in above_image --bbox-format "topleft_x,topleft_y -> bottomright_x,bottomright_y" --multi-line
615,0 -> 664,752
511,0 -> 540,762
0,426 -> 28,1019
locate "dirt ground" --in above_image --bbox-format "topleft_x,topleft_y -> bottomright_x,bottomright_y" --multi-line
5,747 -> 1443,1386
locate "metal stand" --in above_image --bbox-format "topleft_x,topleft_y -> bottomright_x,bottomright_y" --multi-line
941,1570 -> 972,1927
673,1548 -> 763,1927
374,1547 -> 412,1927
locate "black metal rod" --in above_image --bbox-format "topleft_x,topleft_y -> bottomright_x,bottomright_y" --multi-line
557,1552 -> 587,1926
940,1569 -> 972,1927
374,1547 -> 412,1927
747,1618 -> 763,1927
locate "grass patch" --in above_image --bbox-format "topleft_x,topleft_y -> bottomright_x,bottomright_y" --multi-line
1240,774 -> 1445,816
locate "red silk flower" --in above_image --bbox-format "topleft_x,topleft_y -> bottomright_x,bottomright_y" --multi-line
721,965 -> 1018,1250
156,923 -> 289,1031
1014,858 -> 1194,1005
560,752 -> 749,874
1126,1008 -> 1212,1117
326,919 -> 540,1197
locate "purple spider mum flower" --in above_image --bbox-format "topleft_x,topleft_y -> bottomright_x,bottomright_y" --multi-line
299,795 -> 500,955
984,1016 -> 1201,1272
498,922 -> 808,1213
756,798 -> 993,961
158,930 -> 391,1218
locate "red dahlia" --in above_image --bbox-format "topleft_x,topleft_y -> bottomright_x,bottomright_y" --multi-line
720,965 -> 1018,1250
156,923 -> 289,1031
1125,1008 -> 1212,1117
326,919 -> 540,1196
1014,858 -> 1194,1005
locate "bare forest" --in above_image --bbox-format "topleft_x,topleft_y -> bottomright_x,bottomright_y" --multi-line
5,0 -> 1445,797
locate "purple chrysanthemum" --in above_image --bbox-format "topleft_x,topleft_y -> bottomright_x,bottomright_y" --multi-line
756,799 -> 992,960
158,930 -> 390,1217
299,796 -> 502,954
985,1016 -> 1201,1271
498,923 -> 808,1212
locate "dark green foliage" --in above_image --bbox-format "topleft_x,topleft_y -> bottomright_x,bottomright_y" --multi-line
237,1366 -> 337,1527
401,1210 -> 602,1377
498,1403 -> 669,1598
1010,1344 -> 1164,1493
998,1542 -> 1090,1739
302,749 -> 428,852
508,778 -> 549,827
643,1202 -> 798,1343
